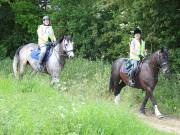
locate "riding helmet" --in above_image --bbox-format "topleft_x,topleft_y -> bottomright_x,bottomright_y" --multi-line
134,27 -> 141,35
43,16 -> 50,21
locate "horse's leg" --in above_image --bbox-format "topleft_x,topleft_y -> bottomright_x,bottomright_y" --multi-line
50,74 -> 60,86
51,76 -> 59,85
46,60 -> 61,87
147,87 -> 163,118
140,91 -> 149,114
19,61 -> 26,79
114,81 -> 126,104
150,95 -> 164,118
109,74 -> 114,92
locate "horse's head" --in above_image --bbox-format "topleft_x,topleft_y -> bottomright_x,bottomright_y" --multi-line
58,35 -> 74,58
157,47 -> 170,74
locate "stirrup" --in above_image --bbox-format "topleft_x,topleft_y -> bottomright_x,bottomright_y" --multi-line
128,80 -> 135,86
37,63 -> 43,71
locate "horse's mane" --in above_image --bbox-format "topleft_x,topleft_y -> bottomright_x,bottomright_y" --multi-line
57,35 -> 72,44
65,36 -> 72,41
143,50 -> 159,63
57,36 -> 64,44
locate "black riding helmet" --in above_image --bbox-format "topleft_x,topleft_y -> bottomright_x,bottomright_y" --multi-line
134,27 -> 141,35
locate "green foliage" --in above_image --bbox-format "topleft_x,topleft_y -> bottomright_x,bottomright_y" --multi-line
0,0 -> 43,59
125,0 -> 180,71
155,75 -> 180,115
12,1 -> 42,35
0,2 -> 15,58
0,0 -> 180,71
50,0 -> 132,60
49,0 -> 180,71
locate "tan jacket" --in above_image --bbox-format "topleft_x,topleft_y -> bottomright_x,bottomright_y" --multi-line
37,25 -> 56,45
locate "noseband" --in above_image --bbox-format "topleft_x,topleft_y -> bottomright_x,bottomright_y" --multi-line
60,39 -> 74,56
63,44 -> 73,52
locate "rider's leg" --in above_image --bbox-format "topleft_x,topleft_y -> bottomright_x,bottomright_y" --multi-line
128,60 -> 138,86
37,45 -> 47,70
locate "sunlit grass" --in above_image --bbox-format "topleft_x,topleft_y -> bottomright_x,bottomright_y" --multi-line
0,57 -> 177,135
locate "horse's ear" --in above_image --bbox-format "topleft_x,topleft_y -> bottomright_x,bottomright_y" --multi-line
71,33 -> 73,38
160,47 -> 164,53
58,36 -> 64,43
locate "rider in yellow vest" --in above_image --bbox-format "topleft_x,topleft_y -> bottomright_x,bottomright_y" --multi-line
37,15 -> 56,70
128,28 -> 146,86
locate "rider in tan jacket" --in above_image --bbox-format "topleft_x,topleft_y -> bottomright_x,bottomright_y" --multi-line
37,15 -> 56,70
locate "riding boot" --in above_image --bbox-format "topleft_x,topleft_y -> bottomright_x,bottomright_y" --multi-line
37,48 -> 46,71
128,69 -> 135,86
37,54 -> 44,71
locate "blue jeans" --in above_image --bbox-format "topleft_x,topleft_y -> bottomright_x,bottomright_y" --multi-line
128,60 -> 139,78
39,45 -> 47,64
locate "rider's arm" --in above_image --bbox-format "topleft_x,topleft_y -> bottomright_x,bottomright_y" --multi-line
140,40 -> 145,57
49,27 -> 56,42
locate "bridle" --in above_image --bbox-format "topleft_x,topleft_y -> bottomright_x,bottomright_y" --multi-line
52,38 -> 74,57
64,44 -> 74,54
157,51 -> 168,68
150,51 -> 168,70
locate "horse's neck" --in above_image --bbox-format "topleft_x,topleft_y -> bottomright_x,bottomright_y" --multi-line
148,52 -> 160,76
51,44 -> 64,64
58,43 -> 66,67
53,45 -> 60,58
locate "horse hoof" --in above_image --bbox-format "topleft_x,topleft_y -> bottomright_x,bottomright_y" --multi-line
157,115 -> 164,119
114,100 -> 119,105
140,109 -> 145,114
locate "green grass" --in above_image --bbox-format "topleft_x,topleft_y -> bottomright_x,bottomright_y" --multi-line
0,57 -> 178,135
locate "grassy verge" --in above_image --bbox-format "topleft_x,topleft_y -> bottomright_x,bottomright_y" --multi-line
0,57 -> 178,134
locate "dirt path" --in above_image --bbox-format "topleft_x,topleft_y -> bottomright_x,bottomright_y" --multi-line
138,113 -> 180,134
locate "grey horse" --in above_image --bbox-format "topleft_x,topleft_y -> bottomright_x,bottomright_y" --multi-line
13,36 -> 74,84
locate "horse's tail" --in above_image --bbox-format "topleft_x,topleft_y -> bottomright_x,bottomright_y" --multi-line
13,46 -> 23,78
109,73 -> 114,93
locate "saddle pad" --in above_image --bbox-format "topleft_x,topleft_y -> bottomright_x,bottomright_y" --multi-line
31,48 -> 40,60
120,60 -> 133,74
31,47 -> 52,62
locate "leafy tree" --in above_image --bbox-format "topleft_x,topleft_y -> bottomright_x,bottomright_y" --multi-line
0,0 -> 179,72
0,0 -> 43,58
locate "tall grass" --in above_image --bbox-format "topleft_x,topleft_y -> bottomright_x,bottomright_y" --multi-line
0,57 -> 178,134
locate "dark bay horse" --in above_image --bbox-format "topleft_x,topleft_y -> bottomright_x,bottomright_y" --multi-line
13,36 -> 74,85
109,48 -> 170,118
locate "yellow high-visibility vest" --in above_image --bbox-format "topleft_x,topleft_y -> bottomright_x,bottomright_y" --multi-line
37,25 -> 56,45
130,38 -> 145,60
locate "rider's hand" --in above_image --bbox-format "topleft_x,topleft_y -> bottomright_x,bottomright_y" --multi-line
51,41 -> 56,47
139,55 -> 144,60
144,49 -> 148,56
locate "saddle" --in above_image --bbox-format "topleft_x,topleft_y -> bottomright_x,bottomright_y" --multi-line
31,45 -> 53,62
120,59 -> 143,75
120,59 -> 132,73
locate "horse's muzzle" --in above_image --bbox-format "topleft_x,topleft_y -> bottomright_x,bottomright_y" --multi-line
162,65 -> 171,79
68,52 -> 74,58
